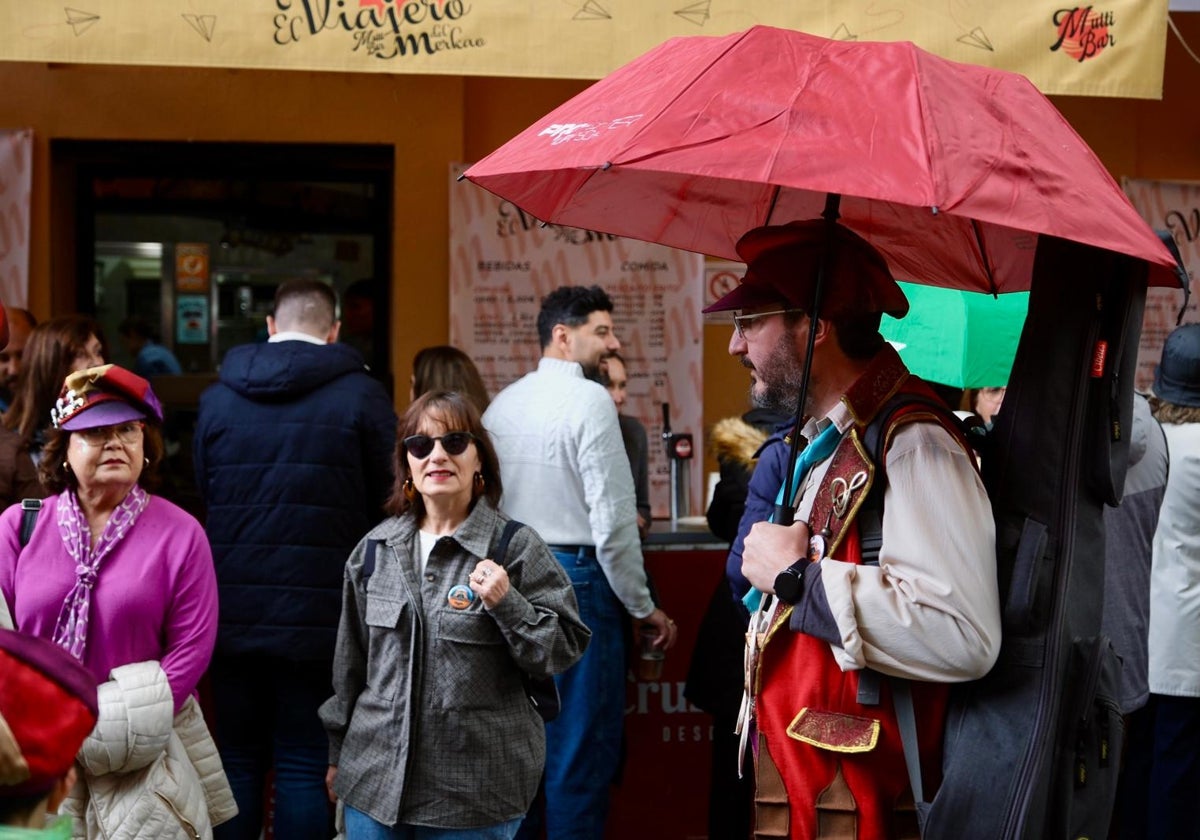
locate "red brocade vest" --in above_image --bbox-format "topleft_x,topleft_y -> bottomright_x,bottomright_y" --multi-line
752,349 -> 971,840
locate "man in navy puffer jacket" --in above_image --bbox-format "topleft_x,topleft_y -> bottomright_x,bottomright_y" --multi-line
194,279 -> 396,840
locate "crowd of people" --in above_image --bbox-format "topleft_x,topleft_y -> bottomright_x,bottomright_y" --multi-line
0,245 -> 1197,840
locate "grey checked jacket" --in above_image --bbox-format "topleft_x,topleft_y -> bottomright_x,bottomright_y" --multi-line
319,499 -> 590,829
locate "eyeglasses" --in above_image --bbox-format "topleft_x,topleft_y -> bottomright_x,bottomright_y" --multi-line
404,432 -> 477,459
76,422 -> 144,446
732,309 -> 804,341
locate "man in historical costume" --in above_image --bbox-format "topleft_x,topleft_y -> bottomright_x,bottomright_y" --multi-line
706,220 -> 1002,839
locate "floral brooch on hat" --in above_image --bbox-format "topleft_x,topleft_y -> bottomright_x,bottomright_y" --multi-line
49,364 -> 163,431
50,388 -> 87,429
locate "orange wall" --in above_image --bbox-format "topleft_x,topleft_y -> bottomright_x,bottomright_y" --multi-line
0,64 -> 466,398
1,13 -> 1198,475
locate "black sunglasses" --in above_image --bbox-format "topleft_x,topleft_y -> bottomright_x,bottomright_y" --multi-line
404,432 -> 477,459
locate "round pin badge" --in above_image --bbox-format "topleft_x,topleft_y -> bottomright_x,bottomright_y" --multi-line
447,584 -> 475,610
808,534 -> 827,563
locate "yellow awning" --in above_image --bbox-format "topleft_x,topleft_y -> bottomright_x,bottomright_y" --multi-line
0,1 -> 1170,99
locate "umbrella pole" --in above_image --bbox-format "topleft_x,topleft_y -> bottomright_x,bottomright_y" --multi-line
774,193 -> 841,526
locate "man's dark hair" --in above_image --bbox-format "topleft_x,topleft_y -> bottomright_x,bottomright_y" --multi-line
273,279 -> 338,334
832,313 -> 886,359
536,285 -> 614,349
783,310 -> 885,360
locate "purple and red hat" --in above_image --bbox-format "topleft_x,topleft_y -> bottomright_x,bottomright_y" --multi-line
703,219 -> 909,320
0,628 -> 98,796
50,364 -> 164,432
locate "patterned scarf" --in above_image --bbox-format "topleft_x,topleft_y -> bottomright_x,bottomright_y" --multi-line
52,485 -> 149,661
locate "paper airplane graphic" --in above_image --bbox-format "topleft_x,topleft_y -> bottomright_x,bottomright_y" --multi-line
65,7 -> 100,37
957,26 -> 994,51
182,14 -> 217,42
830,22 -> 857,41
675,0 -> 710,26
573,0 -> 611,20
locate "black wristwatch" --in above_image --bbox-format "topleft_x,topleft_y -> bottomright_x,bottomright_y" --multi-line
773,559 -> 809,605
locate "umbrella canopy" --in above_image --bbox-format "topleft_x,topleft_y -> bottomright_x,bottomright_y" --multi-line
465,26 -> 1178,293
882,283 -> 1029,389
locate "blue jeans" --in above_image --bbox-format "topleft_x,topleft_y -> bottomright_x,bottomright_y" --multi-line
211,655 -> 334,840
519,548 -> 624,840
344,806 -> 521,840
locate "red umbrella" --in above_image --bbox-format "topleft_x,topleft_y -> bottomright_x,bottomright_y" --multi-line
464,26 -> 1178,292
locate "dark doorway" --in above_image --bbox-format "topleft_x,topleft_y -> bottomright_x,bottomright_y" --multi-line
54,140 -> 393,385
52,140 -> 394,515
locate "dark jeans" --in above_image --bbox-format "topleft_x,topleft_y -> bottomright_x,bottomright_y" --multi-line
1116,694 -> 1200,840
210,654 -> 335,840
517,549 -> 624,840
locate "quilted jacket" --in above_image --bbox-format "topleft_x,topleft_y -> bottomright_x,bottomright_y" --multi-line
61,661 -> 236,840
193,339 -> 396,661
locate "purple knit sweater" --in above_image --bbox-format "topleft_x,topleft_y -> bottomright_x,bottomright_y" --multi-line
0,491 -> 217,712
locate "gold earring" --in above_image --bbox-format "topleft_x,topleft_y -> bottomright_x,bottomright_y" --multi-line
473,472 -> 485,495
403,477 -> 416,501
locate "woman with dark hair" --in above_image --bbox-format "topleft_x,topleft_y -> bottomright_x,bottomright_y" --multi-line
2,315 -> 105,465
321,390 -> 589,840
410,345 -> 491,414
0,364 -> 230,838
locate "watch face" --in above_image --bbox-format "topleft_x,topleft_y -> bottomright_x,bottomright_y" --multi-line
774,567 -> 804,605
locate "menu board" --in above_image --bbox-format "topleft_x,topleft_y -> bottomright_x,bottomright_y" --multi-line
450,164 -> 705,518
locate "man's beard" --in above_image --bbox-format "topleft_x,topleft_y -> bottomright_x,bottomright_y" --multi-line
748,329 -> 807,415
581,360 -> 603,382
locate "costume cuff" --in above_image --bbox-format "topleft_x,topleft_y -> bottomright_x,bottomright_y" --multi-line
788,563 -> 842,648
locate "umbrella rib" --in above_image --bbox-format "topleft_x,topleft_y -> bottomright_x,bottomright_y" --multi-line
971,219 -> 999,296
765,185 -> 781,226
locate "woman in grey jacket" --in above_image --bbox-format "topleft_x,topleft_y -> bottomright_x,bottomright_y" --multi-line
320,390 -> 590,839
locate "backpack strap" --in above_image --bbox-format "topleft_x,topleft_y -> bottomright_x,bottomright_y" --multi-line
488,519 -> 561,722
859,392 -> 978,565
362,538 -> 379,580
492,519 -> 523,567
19,499 -> 42,548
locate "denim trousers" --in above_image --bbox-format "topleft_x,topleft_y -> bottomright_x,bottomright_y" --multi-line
210,654 -> 334,840
343,805 -> 521,840
518,548 -> 624,840
1117,693 -> 1200,840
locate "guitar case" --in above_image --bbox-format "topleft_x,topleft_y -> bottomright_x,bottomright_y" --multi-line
923,235 -> 1149,839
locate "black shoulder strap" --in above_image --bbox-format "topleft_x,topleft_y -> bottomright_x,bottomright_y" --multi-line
858,390 -> 974,833
493,519 -> 524,567
19,499 -> 42,548
362,538 -> 379,580
859,392 -> 975,565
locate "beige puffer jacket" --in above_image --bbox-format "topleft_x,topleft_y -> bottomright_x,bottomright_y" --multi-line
61,661 -> 237,840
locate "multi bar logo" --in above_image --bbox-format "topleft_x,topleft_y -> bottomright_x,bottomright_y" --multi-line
1050,5 -> 1116,62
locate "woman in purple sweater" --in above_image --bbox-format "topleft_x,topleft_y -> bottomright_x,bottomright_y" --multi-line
0,364 -> 217,715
